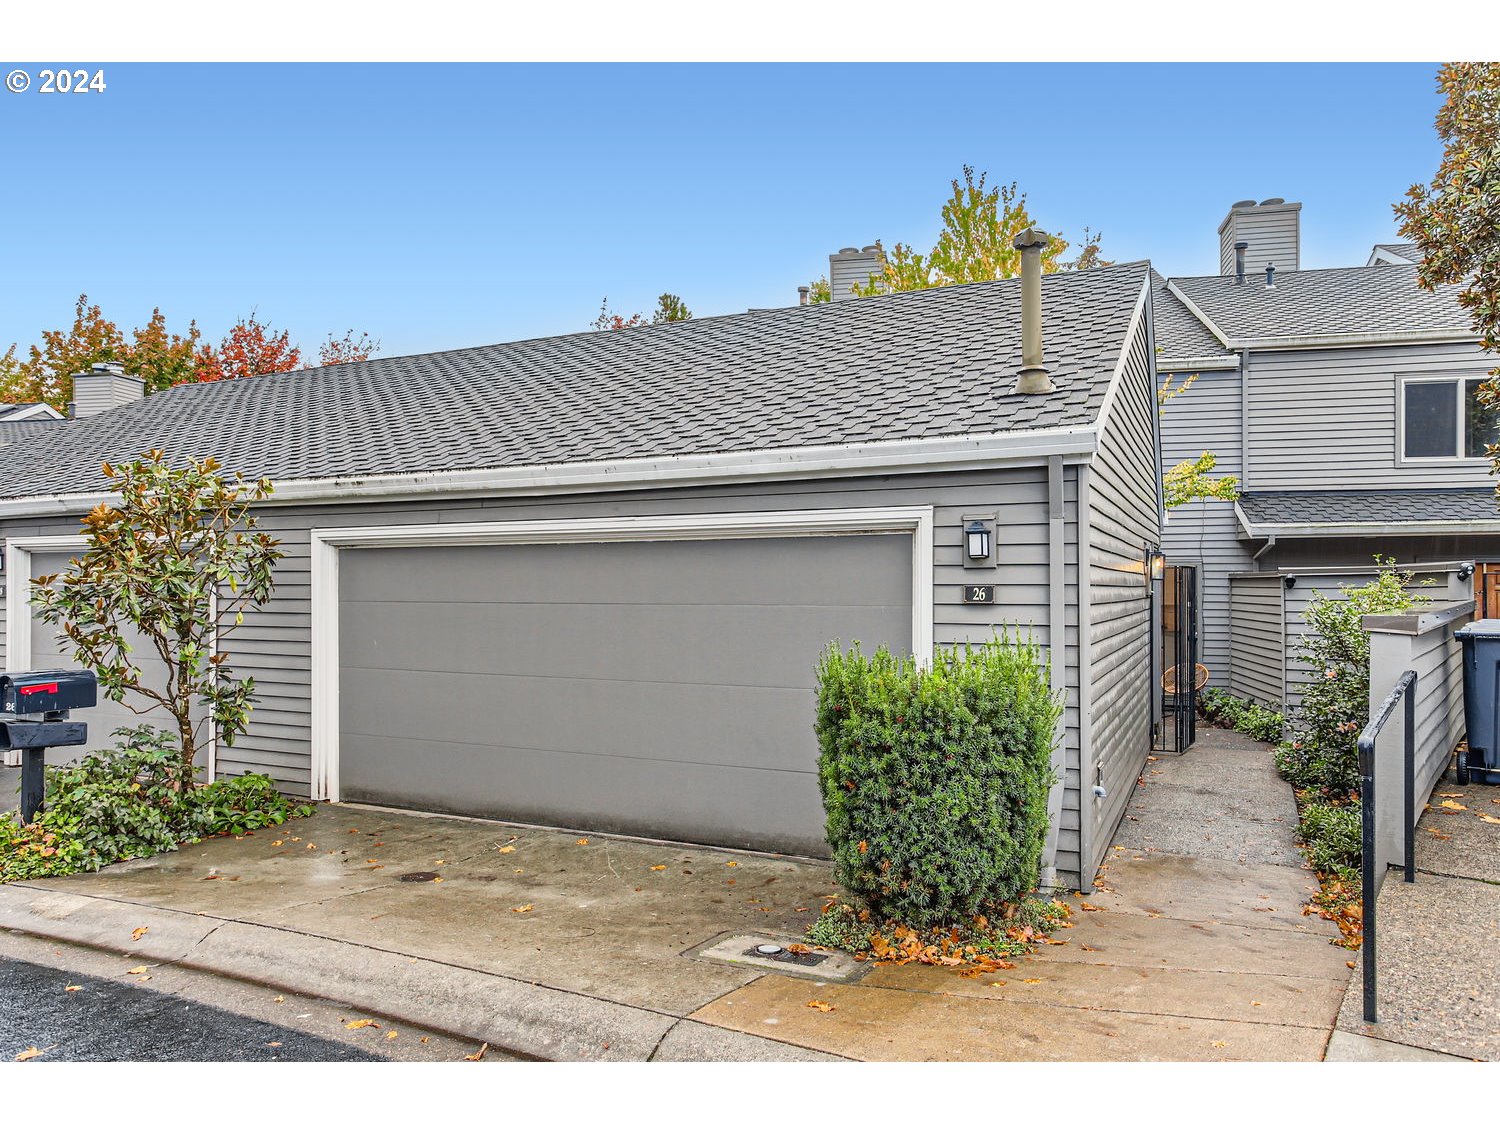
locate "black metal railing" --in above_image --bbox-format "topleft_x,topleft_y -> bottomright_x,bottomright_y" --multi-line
1356,668 -> 1417,1024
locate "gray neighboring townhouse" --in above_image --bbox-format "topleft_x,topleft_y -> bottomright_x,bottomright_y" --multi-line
1155,198 -> 1497,710
0,259 -> 1164,892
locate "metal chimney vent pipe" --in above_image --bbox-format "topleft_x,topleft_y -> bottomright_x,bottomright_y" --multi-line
1234,241 -> 1248,285
1265,263 -> 1276,289
1012,226 -> 1055,395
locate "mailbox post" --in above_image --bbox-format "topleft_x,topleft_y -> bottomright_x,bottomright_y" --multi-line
0,670 -> 98,823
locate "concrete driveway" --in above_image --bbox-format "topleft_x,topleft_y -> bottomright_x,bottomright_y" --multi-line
0,733 -> 1361,1061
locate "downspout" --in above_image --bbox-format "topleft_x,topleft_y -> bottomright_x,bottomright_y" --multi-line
1041,454 -> 1068,888
1238,348 -> 1252,492
1252,534 -> 1277,562
1076,464 -> 1096,892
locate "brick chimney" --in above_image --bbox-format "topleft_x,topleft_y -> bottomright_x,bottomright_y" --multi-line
829,245 -> 884,301
70,361 -> 145,419
1218,198 -> 1300,278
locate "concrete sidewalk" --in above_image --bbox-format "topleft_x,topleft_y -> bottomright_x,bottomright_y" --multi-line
0,729 -> 1360,1061
1332,776 -> 1500,1061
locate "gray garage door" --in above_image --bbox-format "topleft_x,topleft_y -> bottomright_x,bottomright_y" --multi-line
25,551 -> 182,765
337,533 -> 913,855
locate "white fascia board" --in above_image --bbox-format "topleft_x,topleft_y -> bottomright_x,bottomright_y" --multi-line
1241,517 -> 1500,538
0,425 -> 1099,520
0,404 -> 65,421
1156,354 -> 1239,372
1163,280 -> 1232,349
1224,328 -> 1478,351
1091,276 -> 1152,446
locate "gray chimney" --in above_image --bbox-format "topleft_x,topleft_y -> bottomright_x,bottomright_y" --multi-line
70,361 -> 145,419
1234,241 -> 1248,284
1218,198 -> 1300,277
1013,227 -> 1055,396
829,245 -> 884,301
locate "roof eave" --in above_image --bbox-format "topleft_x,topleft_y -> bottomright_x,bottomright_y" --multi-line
1224,327 -> 1479,351
1156,353 -> 1239,372
1238,517 -> 1500,539
0,424 -> 1103,520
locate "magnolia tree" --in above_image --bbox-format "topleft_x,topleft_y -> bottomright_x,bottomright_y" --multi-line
32,452 -> 282,785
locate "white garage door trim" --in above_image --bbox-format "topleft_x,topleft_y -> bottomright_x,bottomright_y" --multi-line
4,533 -> 219,777
309,505 -> 935,802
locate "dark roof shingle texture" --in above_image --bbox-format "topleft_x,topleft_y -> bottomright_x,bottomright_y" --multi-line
1168,264 -> 1471,342
1240,488 -> 1499,527
1150,270 -> 1229,365
0,263 -> 1148,501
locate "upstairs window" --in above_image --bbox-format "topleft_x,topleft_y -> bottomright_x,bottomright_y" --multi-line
1402,378 -> 1500,460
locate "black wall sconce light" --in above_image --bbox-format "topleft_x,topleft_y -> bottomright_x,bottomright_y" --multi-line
961,514 -> 997,570
1146,547 -> 1166,584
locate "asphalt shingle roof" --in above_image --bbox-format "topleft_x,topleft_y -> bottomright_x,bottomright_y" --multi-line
1167,263 -> 1472,342
0,262 -> 1149,501
1240,488 -> 1500,527
0,418 -> 68,449
1372,242 -> 1420,262
1150,270 -> 1230,367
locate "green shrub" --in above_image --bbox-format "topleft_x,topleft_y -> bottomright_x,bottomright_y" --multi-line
1,726 -> 311,883
1299,800 -> 1362,875
1199,687 -> 1284,743
1275,559 -> 1427,799
814,637 -> 1061,929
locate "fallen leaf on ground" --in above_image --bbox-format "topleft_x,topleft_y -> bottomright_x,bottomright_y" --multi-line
1440,799 -> 1468,810
1250,1000 -> 1263,1007
131,926 -> 148,941
806,1000 -> 835,1013
1347,961 -> 1357,969
274,996 -> 285,1003
126,965 -> 150,975
64,985 -> 81,992
1437,792 -> 1463,798
14,1046 -> 52,1061
726,861 -> 738,867
1022,978 -> 1043,984
432,877 -> 443,883
512,904 -> 534,913
386,1030 -> 398,1040
576,838 -> 589,846
1211,1040 -> 1227,1048
267,1041 -> 282,1048
1079,902 -> 1105,912
345,1019 -> 380,1030
271,841 -> 283,847
497,846 -> 515,854
465,1042 -> 489,1061
1478,813 -> 1500,825
786,943 -> 813,955
650,865 -> 666,871
419,1036 -> 430,1044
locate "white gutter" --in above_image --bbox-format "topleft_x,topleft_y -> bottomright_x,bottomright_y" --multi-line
1156,354 -> 1239,372
1222,328 -> 1477,351
1240,514 -> 1500,538
0,424 -> 1101,520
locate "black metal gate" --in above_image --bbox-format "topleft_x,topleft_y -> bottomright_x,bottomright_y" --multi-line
1162,564 -> 1198,753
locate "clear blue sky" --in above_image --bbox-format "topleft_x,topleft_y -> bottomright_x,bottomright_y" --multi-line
0,62 -> 1444,361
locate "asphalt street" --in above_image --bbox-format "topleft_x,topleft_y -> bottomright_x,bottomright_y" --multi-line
1,955 -> 385,1062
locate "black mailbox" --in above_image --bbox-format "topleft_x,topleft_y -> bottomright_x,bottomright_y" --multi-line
1,669 -> 98,716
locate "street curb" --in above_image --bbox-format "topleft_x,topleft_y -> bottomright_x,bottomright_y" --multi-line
0,885 -> 845,1062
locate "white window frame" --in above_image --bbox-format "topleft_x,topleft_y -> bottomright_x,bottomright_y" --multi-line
1396,373 -> 1497,465
307,505 -> 936,802
3,534 -> 219,778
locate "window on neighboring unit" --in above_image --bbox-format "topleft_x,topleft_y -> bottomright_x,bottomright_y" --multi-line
1402,378 -> 1500,459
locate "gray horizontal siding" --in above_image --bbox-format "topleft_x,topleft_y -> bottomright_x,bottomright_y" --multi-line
1086,297 -> 1161,885
1228,574 -> 1284,706
4,465 -> 1089,884
1159,368 -> 1252,685
1247,341 -> 1498,491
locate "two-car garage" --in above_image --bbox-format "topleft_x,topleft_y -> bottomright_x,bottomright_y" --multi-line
322,510 -> 929,857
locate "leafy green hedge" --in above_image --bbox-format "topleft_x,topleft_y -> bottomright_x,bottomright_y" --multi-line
814,638 -> 1060,929
1298,800 -> 1362,883
1199,687 -> 1285,744
2,726 -> 310,883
